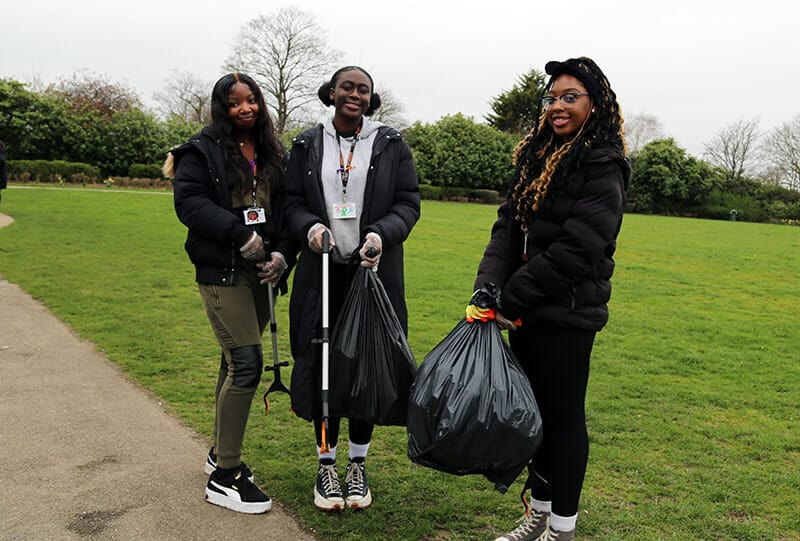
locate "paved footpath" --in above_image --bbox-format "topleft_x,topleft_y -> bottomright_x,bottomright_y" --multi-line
0,212 -> 315,540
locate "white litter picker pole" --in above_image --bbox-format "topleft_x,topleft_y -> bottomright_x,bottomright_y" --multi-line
320,229 -> 332,452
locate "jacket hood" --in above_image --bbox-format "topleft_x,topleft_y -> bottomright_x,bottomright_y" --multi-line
162,127 -> 219,178
583,144 -> 631,191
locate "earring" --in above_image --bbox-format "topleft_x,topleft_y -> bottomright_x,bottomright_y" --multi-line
591,108 -> 596,113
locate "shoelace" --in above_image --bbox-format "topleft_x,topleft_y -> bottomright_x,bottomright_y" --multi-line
540,529 -> 559,541
506,509 -> 546,540
345,462 -> 365,495
319,464 -> 341,496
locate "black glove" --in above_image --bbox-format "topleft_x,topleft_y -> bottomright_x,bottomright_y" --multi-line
468,282 -> 502,309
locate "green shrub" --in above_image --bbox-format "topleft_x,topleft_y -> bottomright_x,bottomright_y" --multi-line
7,160 -> 101,183
418,184 -> 441,200
472,189 -> 501,204
107,176 -> 172,189
405,114 -> 518,191
128,163 -> 164,179
695,190 -> 770,222
439,186 -> 472,200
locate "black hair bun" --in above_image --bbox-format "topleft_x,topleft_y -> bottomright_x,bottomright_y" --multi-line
317,83 -> 334,107
545,60 -> 568,76
365,92 -> 382,117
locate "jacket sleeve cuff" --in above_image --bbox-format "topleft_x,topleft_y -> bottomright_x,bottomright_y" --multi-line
232,225 -> 252,247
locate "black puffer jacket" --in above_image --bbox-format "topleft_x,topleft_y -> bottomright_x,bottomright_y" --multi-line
171,127 -> 297,290
475,145 -> 630,331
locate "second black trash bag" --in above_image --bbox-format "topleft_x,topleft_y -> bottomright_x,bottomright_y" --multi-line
407,318 -> 542,493
329,266 -> 417,426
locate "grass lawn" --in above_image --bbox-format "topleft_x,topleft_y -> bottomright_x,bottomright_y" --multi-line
0,186 -> 798,540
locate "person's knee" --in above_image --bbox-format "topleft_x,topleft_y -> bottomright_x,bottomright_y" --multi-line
230,345 -> 263,388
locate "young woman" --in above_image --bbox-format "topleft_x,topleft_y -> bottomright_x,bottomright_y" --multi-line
169,72 -> 297,514
284,66 -> 420,511
467,57 -> 630,540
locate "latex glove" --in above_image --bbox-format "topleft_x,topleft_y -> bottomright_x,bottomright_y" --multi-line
496,311 -> 522,331
258,252 -> 288,286
465,304 -> 496,323
359,232 -> 382,269
307,223 -> 335,254
240,231 -> 266,261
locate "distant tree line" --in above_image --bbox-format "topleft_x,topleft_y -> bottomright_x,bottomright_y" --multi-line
1,12 -> 798,223
0,75 -> 199,178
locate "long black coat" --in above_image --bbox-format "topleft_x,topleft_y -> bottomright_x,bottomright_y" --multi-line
285,123 -> 420,421
475,145 -> 630,331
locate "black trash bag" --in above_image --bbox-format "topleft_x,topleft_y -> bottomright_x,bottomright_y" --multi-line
407,318 -> 542,493
329,266 -> 417,426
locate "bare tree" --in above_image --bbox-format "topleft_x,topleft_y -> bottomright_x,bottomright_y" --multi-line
370,87 -> 408,129
624,112 -> 665,155
153,70 -> 211,124
223,7 -> 340,134
761,114 -> 800,191
703,118 -> 761,183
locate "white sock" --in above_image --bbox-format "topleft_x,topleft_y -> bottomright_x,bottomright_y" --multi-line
348,441 -> 370,460
530,497 -> 552,513
317,445 -> 336,461
549,512 -> 577,533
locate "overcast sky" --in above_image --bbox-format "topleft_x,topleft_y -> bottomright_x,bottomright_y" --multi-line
2,0 -> 798,157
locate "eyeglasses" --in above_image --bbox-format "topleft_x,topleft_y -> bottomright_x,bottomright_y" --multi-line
541,92 -> 590,109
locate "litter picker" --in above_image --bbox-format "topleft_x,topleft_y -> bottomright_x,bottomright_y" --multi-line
262,283 -> 290,415
320,230 -> 332,452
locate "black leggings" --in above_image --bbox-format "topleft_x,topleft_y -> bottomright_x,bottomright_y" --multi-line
509,323 -> 596,517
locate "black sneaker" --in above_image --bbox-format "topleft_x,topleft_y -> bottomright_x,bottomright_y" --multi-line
205,447 -> 254,482
205,465 -> 271,514
313,459 -> 345,511
344,457 -> 372,509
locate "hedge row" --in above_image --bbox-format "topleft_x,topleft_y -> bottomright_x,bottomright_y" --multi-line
7,160 -> 101,183
128,163 -> 165,179
419,184 -> 501,204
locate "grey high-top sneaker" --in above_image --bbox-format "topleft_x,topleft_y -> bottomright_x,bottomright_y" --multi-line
536,525 -> 576,541
494,508 -> 550,541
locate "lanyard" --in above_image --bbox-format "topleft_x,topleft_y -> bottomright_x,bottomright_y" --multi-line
336,125 -> 361,199
249,153 -> 258,208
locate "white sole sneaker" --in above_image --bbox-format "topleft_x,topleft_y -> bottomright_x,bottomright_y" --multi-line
346,489 -> 372,510
313,485 -> 345,511
205,481 -> 271,514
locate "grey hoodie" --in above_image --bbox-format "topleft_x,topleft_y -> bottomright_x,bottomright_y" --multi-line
320,116 -> 383,263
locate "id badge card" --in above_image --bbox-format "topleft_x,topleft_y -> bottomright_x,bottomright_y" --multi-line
244,207 -> 267,225
333,202 -> 357,219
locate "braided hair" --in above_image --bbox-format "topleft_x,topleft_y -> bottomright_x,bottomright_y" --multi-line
510,57 -> 627,229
